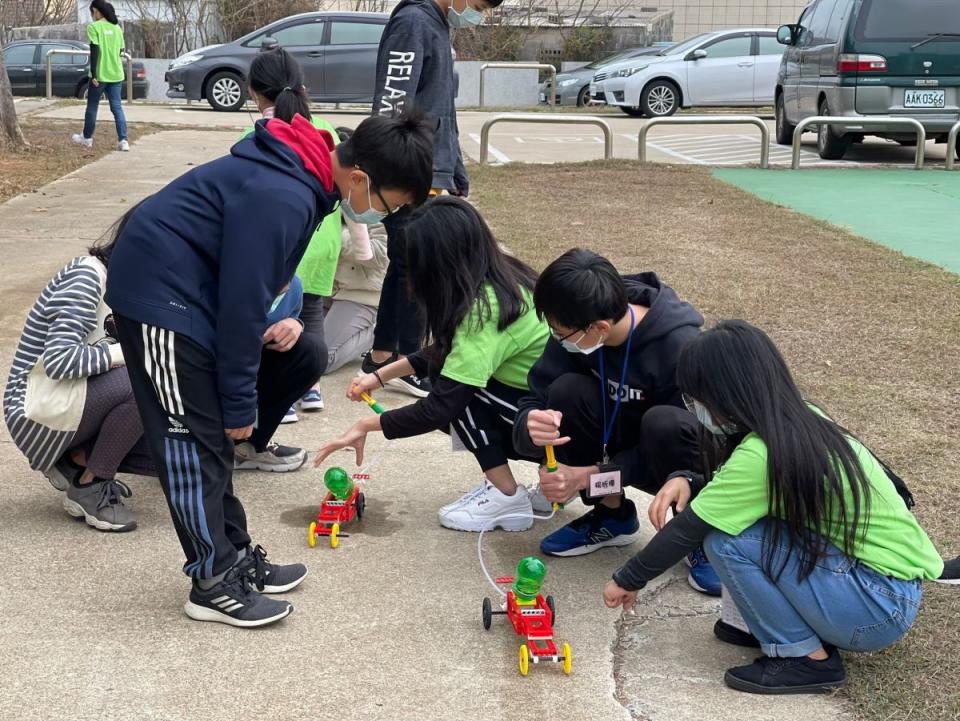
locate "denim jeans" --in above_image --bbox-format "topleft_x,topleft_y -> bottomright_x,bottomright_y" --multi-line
704,520 -> 921,658
82,81 -> 127,141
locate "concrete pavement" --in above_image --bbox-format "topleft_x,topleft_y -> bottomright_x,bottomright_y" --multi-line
35,101 -> 948,168
0,130 -> 848,721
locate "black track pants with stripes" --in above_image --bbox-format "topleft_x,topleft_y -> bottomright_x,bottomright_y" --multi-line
451,378 -> 538,472
115,315 -> 322,579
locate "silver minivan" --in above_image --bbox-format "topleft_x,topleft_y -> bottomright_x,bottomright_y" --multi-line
775,0 -> 960,159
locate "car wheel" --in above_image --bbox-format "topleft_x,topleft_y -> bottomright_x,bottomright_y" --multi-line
482,597 -> 493,630
576,85 -> 591,107
619,106 -> 645,117
206,71 -> 245,112
356,492 -> 365,520
817,99 -> 848,160
641,80 -> 679,118
774,93 -> 796,146
76,81 -> 88,100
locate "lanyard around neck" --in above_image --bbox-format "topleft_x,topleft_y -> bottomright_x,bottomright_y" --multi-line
597,305 -> 635,464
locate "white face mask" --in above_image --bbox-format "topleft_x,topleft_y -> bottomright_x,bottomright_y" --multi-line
692,400 -> 737,436
560,327 -> 604,355
448,0 -> 484,27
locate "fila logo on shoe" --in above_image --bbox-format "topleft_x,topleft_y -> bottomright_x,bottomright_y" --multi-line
167,416 -> 190,434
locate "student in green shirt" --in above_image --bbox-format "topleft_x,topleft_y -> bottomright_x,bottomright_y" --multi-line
313,197 -> 550,531
603,320 -> 944,695
72,1 -> 128,151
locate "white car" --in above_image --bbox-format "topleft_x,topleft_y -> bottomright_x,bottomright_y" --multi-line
591,29 -> 785,117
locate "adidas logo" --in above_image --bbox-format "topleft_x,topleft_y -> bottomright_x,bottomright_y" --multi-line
167,416 -> 190,434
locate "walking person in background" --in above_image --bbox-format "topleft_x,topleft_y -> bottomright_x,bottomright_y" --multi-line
4,232 -> 151,533
363,0 -> 504,396
72,0 -> 129,152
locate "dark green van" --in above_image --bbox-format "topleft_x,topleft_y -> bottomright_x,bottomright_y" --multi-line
774,0 -> 960,159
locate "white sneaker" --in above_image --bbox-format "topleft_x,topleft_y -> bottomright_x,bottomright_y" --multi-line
439,483 -> 533,532
438,481 -> 488,514
71,133 -> 92,148
118,139 -> 130,151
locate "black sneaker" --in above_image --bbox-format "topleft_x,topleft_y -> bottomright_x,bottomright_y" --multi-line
45,455 -> 84,491
184,566 -> 292,628
714,620 -> 760,648
237,544 -> 307,594
724,647 -> 847,695
935,556 -> 960,585
361,351 -> 432,398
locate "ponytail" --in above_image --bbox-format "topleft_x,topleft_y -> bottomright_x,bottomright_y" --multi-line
249,48 -> 311,123
89,0 -> 119,24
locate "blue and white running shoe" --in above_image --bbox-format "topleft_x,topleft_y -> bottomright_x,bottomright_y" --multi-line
540,500 -> 641,557
686,546 -> 722,596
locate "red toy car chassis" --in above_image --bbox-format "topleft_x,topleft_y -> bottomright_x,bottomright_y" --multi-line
308,477 -> 367,548
482,576 -> 572,676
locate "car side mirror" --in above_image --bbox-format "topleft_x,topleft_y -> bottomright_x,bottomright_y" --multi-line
259,36 -> 279,52
686,48 -> 708,61
777,25 -> 798,46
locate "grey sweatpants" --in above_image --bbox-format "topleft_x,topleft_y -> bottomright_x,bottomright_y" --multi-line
322,299 -> 377,374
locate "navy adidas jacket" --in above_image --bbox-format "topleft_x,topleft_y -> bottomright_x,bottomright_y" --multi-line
106,116 -> 338,428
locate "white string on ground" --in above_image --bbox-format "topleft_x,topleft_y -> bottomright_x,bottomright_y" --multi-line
478,508 -> 556,598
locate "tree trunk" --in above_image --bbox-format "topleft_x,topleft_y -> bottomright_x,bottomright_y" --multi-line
0,46 -> 27,149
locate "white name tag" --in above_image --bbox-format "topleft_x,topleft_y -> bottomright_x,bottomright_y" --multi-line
589,468 -> 622,497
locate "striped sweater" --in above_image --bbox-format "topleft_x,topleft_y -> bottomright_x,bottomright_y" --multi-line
4,257 -> 122,472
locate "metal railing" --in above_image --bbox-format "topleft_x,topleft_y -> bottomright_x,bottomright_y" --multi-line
946,120 -> 960,171
46,48 -> 134,103
479,114 -> 613,164
479,63 -> 556,108
638,115 -> 770,168
792,116 -> 927,169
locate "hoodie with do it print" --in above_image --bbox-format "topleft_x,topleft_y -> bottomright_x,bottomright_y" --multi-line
372,0 -> 468,195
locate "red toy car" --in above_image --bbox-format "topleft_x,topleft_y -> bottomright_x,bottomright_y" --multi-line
308,472 -> 367,548
482,577 -> 572,676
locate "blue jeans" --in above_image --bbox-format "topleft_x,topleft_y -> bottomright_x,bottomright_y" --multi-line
82,81 -> 127,141
704,520 -> 921,658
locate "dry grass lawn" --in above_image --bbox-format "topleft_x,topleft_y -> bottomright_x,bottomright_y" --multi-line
468,160 -> 959,721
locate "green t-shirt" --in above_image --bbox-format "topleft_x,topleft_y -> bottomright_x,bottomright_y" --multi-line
441,285 -> 549,390
690,432 -> 944,581
87,20 -> 125,84
241,116 -> 342,296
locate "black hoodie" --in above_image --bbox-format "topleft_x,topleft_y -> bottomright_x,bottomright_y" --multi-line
513,273 -> 703,481
372,0 -> 468,194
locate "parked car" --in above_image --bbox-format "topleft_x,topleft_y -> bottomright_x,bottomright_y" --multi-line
538,43 -> 674,107
590,29 -> 784,117
775,0 -> 960,160
3,39 -> 147,99
165,11 -> 388,111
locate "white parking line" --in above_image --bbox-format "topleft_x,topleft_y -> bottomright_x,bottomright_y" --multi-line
468,133 -> 510,164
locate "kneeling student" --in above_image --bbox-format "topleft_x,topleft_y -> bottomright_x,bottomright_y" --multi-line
603,320 -> 944,694
314,197 -> 549,531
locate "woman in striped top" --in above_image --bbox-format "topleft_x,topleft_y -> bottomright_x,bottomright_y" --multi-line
3,233 -> 151,532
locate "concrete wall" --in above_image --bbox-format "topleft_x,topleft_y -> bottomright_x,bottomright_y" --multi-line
117,58 -> 541,107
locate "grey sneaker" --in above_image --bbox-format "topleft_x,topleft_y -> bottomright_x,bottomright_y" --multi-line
184,566 -> 292,628
236,544 -> 307,594
63,478 -> 137,532
44,455 -> 83,491
234,442 -> 306,473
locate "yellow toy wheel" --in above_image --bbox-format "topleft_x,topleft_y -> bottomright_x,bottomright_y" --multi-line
519,644 -> 529,677
330,522 -> 340,549
308,521 -> 317,548
562,642 -> 572,674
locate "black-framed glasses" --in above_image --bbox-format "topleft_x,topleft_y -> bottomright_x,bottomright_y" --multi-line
549,326 -> 586,343
356,165 -> 401,216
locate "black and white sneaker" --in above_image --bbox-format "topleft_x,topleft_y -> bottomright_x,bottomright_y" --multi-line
361,351 -> 432,398
184,567 -> 292,628
936,556 -> 960,585
237,544 -> 307,594
234,442 -> 306,472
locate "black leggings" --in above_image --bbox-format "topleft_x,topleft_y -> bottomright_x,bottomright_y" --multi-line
450,378 -> 539,472
372,220 -> 423,356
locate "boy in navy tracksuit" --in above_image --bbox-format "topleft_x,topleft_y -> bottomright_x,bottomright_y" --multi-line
106,113 -> 432,627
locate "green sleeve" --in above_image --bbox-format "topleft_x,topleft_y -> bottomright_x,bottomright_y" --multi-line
87,23 -> 99,44
689,435 -> 770,536
441,302 -> 518,387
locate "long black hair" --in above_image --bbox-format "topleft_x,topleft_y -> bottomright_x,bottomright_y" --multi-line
88,199 -> 145,267
404,196 -> 538,367
677,320 -> 872,581
89,0 -> 119,24
249,48 -> 311,123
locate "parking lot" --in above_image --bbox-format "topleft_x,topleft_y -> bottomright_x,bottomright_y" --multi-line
30,102 -> 954,168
